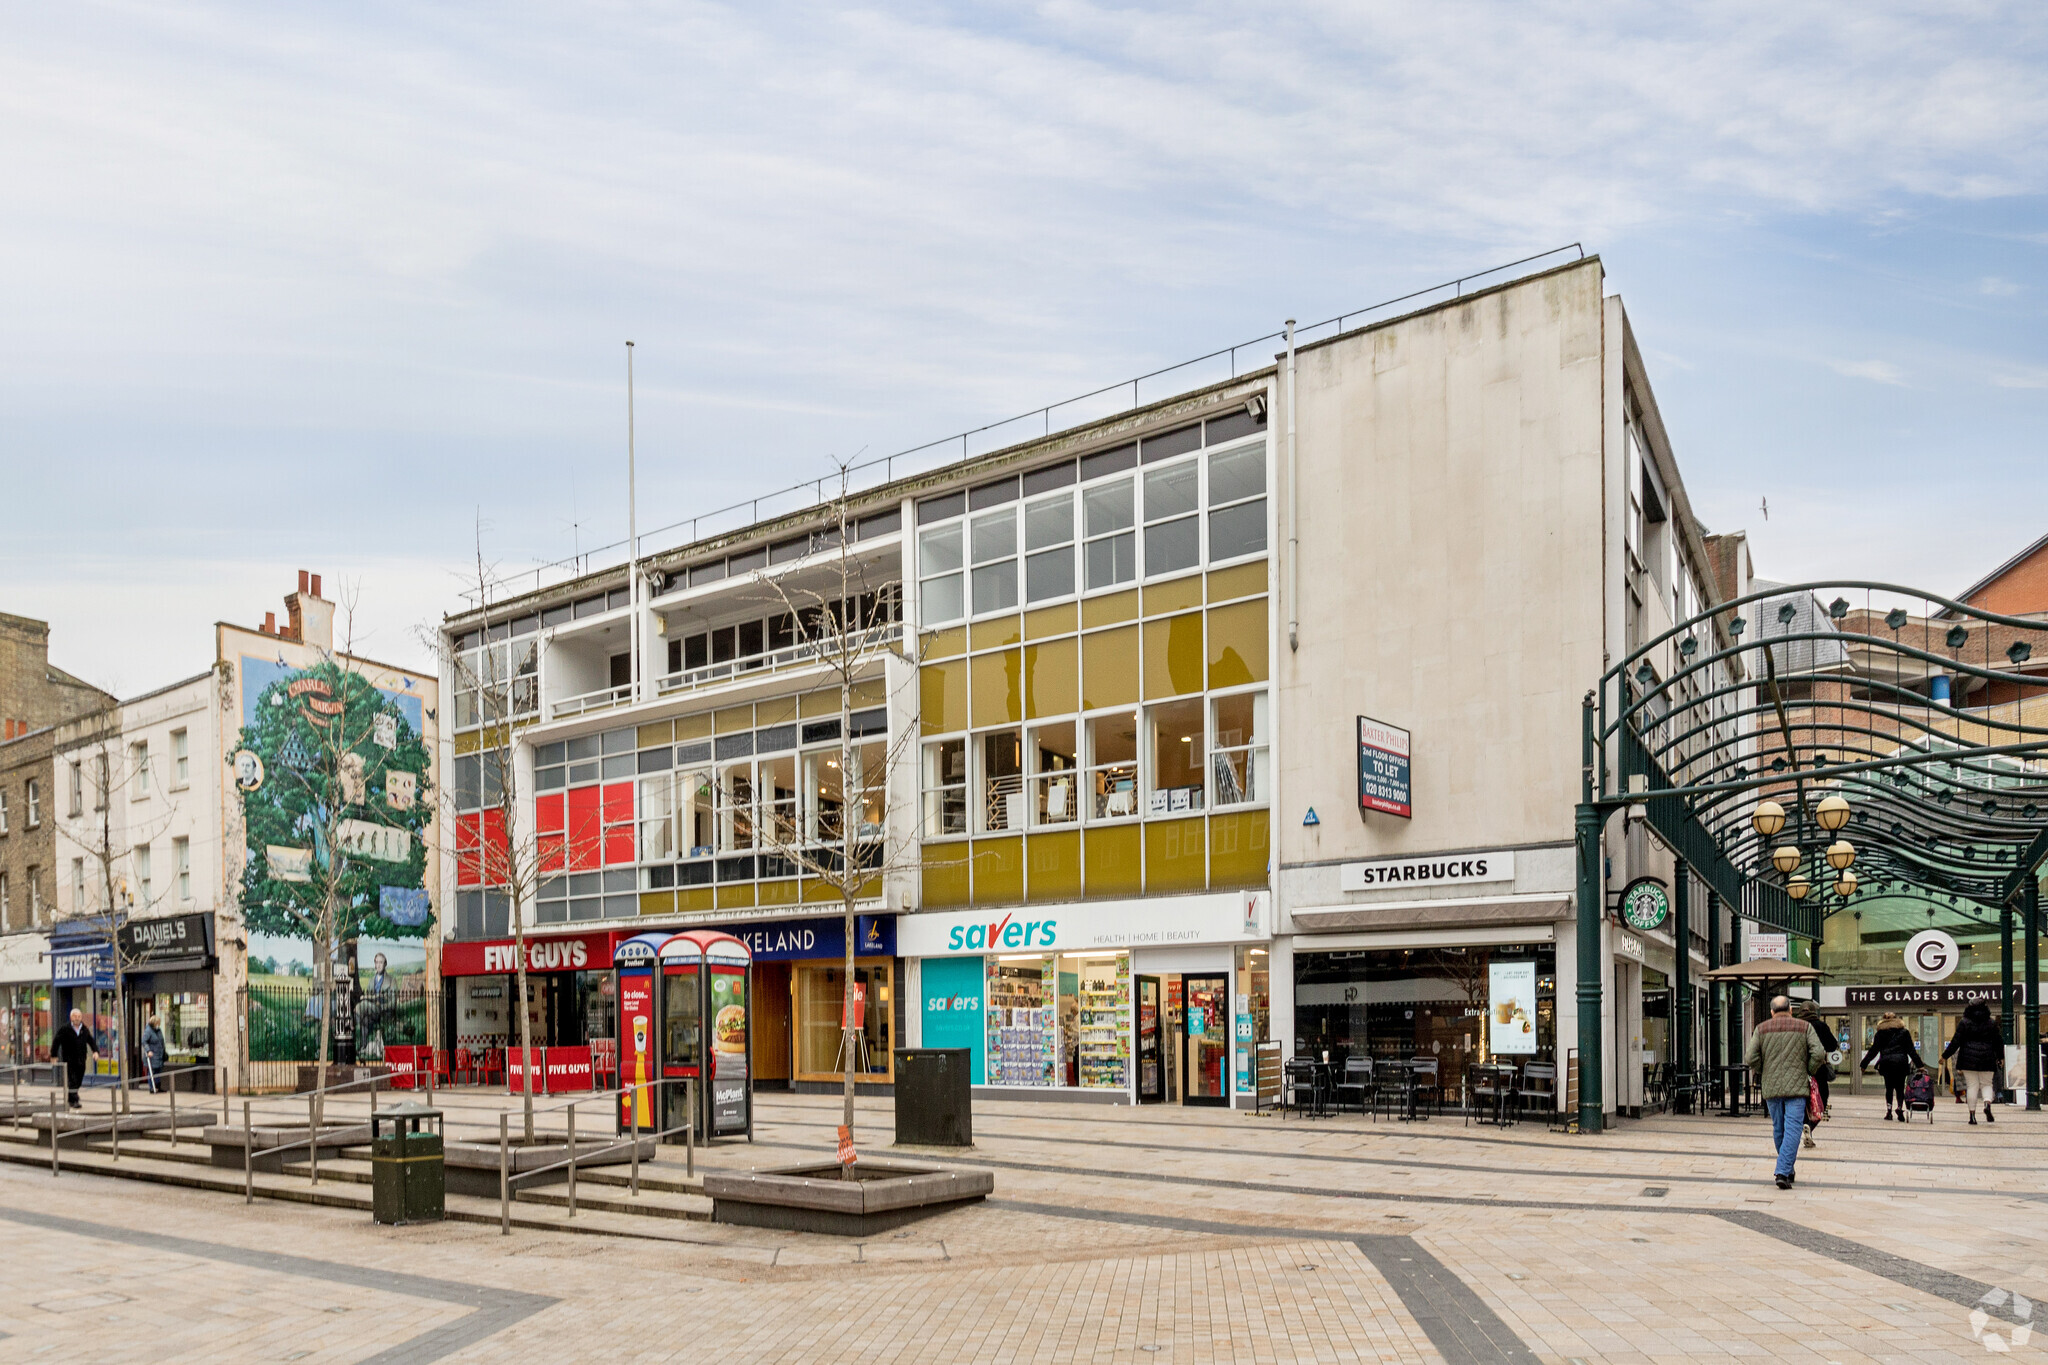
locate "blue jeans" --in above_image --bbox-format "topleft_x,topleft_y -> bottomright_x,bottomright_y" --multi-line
1766,1096 -> 1808,1177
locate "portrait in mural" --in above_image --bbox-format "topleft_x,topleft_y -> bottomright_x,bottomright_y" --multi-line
236,656 -> 436,943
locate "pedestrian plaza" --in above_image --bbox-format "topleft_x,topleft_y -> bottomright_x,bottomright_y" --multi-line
0,1084 -> 2040,1361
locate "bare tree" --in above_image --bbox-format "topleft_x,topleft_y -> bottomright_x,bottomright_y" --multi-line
55,733 -> 181,1112
425,528 -> 550,1142
737,463 -> 929,1167
238,592 -> 436,1138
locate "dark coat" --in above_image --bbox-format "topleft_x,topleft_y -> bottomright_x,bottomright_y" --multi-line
142,1025 -> 168,1070
1861,1026 -> 1923,1073
1943,1008 -> 2005,1072
52,1023 -> 97,1070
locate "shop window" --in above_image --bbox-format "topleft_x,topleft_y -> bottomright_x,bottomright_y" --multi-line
1210,691 -> 1269,806
1142,460 -> 1200,578
919,523 -> 965,626
1063,953 -> 1130,1089
987,956 -> 1055,1085
1023,492 -> 1075,603
1082,477 -> 1137,591
970,509 -> 1019,615
1028,720 -> 1079,827
1147,697 -> 1205,814
1087,712 -> 1139,819
762,754 -> 798,849
1206,443 -> 1267,561
638,774 -> 676,863
717,764 -> 754,852
923,738 -> 967,836
795,963 -> 893,1080
979,729 -> 1025,833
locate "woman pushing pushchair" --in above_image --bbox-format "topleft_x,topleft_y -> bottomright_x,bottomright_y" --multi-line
1859,1011 -> 1925,1122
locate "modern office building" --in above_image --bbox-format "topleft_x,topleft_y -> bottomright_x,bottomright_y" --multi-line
438,253 -> 1745,1118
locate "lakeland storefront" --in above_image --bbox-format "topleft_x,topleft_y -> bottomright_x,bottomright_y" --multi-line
901,892 -> 1270,1106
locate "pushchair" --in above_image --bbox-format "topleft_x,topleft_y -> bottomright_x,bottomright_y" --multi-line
1902,1067 -> 1937,1123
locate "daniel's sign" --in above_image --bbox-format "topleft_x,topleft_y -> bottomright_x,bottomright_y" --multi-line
1339,851 -> 1514,893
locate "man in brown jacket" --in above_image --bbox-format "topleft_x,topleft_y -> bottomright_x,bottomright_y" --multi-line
1744,996 -> 1825,1189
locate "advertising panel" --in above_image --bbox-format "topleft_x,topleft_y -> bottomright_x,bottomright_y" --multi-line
1488,961 -> 1538,1056
709,965 -> 749,1136
618,969 -> 655,1130
918,957 -> 986,1084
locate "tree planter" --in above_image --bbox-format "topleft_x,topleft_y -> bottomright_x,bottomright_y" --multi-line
204,1122 -> 372,1173
441,1135 -> 660,1197
703,1159 -> 992,1236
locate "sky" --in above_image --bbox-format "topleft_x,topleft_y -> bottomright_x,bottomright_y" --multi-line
4,2 -> 2046,695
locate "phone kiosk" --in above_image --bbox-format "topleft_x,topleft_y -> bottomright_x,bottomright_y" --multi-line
614,930 -> 752,1142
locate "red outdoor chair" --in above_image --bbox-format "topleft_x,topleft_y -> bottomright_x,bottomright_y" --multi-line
451,1047 -> 475,1085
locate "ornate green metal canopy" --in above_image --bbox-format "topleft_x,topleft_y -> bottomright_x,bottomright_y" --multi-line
1573,581 -> 2048,1133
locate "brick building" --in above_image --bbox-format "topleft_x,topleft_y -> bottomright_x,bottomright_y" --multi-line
0,612 -> 114,1066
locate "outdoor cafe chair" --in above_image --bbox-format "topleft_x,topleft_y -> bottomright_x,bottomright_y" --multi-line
1513,1062 -> 1557,1122
1332,1056 -> 1373,1115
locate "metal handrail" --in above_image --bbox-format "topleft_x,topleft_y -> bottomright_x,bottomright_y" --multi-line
498,1077 -> 695,1233
652,622 -> 902,699
465,245 -> 1588,606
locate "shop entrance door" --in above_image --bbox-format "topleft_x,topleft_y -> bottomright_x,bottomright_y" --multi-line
1136,977 -> 1164,1103
1183,975 -> 1228,1106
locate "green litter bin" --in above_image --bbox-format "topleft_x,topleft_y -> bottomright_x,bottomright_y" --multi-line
371,1100 -> 444,1225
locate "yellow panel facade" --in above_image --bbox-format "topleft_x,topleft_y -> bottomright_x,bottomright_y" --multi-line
757,879 -> 800,906
677,886 -> 716,913
637,721 -> 674,749
1208,810 -> 1270,888
715,705 -> 754,734
971,616 -> 1022,651
850,678 -> 887,707
1142,574 -> 1203,616
1143,612 -> 1204,699
1027,830 -> 1082,900
921,659 -> 966,734
799,690 -> 839,718
1144,817 -> 1207,893
676,712 -> 713,741
756,695 -> 799,726
716,884 -> 757,909
921,627 -> 967,660
1024,603 -> 1076,640
971,648 -> 1023,727
1085,825 -> 1143,897
1081,589 -> 1140,629
1206,560 -> 1268,603
974,836 -> 1024,902
923,844 -> 972,908
1024,638 -> 1078,719
639,891 -> 677,915
1207,600 -> 1269,689
1081,627 -> 1139,710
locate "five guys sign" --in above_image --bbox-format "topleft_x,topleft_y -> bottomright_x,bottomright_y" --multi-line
1356,716 -> 1412,819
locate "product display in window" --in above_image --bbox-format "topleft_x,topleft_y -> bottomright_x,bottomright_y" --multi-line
986,958 -> 1053,1085
1070,954 -> 1131,1089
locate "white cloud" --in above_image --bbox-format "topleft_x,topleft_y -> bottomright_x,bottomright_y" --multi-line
1980,275 -> 2023,295
1993,367 -> 2048,389
1826,358 -> 1908,386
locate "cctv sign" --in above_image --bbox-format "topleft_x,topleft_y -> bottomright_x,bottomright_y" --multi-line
1905,929 -> 1960,984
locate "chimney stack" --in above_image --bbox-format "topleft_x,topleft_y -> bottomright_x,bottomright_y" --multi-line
263,611 -> 276,635
285,569 -> 335,651
298,569 -> 310,595
310,573 -> 322,598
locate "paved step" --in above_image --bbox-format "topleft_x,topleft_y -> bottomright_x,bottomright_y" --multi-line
513,1183 -> 712,1220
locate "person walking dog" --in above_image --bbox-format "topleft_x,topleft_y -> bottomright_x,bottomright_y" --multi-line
1861,1011 -> 1924,1122
1943,1000 -> 2005,1126
51,1008 -> 98,1110
1745,996 -> 1825,1189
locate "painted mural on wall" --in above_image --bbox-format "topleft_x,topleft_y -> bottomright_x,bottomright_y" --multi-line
234,653 -> 436,943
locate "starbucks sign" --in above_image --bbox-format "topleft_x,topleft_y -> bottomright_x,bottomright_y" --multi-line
1619,877 -> 1670,931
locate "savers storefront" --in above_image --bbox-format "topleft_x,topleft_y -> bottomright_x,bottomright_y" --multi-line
901,892 -> 1270,1106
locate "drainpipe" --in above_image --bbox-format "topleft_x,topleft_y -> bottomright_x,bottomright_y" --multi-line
1284,320 -> 1299,653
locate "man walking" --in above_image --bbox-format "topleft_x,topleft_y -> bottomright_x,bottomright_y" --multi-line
52,1008 -> 99,1110
1744,995 -> 1824,1190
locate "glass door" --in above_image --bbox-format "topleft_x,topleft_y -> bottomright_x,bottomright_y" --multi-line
1184,975 -> 1228,1107
1137,977 -> 1162,1103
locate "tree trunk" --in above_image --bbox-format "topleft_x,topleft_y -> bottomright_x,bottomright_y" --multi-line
313,913 -> 333,1138
841,673 -> 856,1169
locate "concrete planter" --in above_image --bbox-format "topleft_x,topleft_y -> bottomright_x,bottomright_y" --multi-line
442,1135 -> 659,1198
203,1123 -> 372,1173
703,1159 -> 993,1236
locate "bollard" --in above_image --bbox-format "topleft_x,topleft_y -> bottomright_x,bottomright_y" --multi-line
11,1066 -> 17,1131
629,1090 -> 640,1199
244,1101 -> 254,1205
220,1066 -> 229,1128
685,1078 -> 694,1179
169,1075 -> 178,1147
566,1102 -> 577,1218
50,1093 -> 60,1177
110,1095 -> 119,1163
498,1113 -> 510,1236
308,1093 -> 319,1186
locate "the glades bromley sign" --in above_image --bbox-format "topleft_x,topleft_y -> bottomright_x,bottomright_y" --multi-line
1357,716 -> 1412,819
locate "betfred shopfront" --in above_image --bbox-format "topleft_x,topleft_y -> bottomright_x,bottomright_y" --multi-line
900,892 -> 1270,1107
440,912 -> 898,1092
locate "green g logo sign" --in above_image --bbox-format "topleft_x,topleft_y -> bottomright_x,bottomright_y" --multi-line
1620,877 -> 1670,931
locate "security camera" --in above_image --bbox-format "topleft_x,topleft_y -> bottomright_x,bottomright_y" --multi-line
1245,394 -> 1268,421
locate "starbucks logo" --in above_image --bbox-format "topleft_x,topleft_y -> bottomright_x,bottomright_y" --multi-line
1620,877 -> 1670,931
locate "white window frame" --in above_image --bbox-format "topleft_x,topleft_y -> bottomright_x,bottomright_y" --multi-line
0,787 -> 9,835
1207,685 -> 1271,810
132,741 -> 151,799
920,735 -> 969,840
24,778 -> 39,828
174,837 -> 192,903
1203,436 -> 1270,567
171,728 -> 190,788
1082,706 -> 1142,823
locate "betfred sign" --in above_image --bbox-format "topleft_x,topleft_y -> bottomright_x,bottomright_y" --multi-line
441,931 -> 615,977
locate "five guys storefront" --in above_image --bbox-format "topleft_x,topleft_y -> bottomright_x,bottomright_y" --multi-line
440,913 -> 898,1091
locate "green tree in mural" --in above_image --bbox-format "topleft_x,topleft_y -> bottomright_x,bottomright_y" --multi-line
237,656 -> 433,1133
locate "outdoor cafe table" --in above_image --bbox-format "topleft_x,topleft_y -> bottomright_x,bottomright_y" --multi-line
1470,1062 -> 1518,1126
1716,1065 -> 1754,1117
